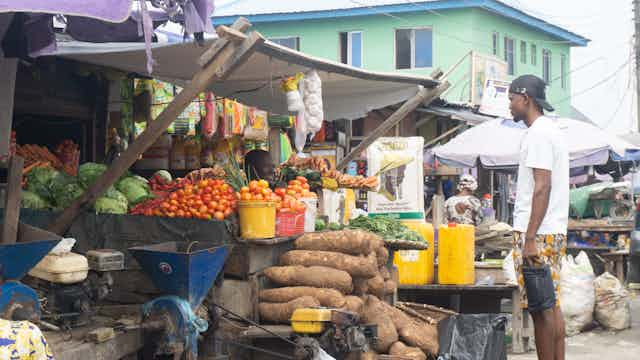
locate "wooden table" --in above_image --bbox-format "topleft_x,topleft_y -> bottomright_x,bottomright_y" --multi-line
398,284 -> 533,354
602,250 -> 630,283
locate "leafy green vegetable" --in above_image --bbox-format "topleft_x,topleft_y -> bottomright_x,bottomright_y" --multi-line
348,216 -> 425,242
315,219 -> 326,231
26,167 -> 59,202
94,197 -> 128,214
78,162 -> 108,187
21,190 -> 51,210
116,177 -> 152,205
50,173 -> 85,209
104,186 -> 129,206
328,222 -> 343,231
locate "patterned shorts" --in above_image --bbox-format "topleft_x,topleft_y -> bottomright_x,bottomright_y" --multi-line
512,232 -> 567,309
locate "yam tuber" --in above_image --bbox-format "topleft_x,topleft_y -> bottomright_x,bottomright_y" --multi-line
362,295 -> 398,353
398,322 -> 439,356
259,287 -> 346,308
342,296 -> 365,316
264,266 -> 353,294
294,230 -> 376,255
389,341 -> 427,360
366,275 -> 385,299
379,266 -> 391,280
383,280 -> 397,296
375,246 -> 389,267
279,250 -> 378,278
353,277 -> 369,296
259,296 -> 320,324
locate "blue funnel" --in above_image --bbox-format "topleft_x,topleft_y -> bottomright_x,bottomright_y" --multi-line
128,242 -> 229,310
0,240 -> 60,281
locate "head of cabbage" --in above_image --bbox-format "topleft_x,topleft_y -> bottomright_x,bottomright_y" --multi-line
49,172 -> 85,210
26,166 -> 59,202
116,177 -> 152,205
94,197 -> 128,214
78,162 -> 108,188
21,190 -> 51,210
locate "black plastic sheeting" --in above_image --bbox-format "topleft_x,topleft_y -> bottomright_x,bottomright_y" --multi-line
437,314 -> 507,360
1,209 -> 234,267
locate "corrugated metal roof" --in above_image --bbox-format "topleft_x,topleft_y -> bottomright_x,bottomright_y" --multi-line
212,0 -> 589,46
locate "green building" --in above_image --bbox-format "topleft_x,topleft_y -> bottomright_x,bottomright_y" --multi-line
212,0 -> 588,117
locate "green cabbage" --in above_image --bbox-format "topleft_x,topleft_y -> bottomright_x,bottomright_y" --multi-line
26,167 -> 59,201
104,186 -> 129,206
50,173 -> 85,209
21,190 -> 51,210
78,162 -> 108,187
153,170 -> 172,183
94,197 -> 128,214
116,177 -> 152,205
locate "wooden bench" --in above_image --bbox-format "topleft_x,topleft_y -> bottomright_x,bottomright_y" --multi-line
398,284 -> 533,354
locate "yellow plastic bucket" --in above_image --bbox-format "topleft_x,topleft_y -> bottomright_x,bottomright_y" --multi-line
438,223 -> 475,285
238,201 -> 276,239
393,220 -> 435,285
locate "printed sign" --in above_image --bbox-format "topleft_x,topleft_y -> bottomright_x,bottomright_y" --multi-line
367,137 -> 424,219
479,79 -> 512,118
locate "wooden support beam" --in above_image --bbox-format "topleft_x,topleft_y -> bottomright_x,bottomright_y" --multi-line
199,17 -> 251,67
1,156 -> 23,244
48,20 -> 265,235
216,25 -> 249,43
336,83 -> 449,170
0,57 -> 17,165
422,123 -> 465,149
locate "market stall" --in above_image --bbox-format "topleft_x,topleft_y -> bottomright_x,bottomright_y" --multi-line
0,18 -> 460,359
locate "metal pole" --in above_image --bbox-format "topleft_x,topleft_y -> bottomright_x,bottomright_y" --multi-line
635,0 -> 640,130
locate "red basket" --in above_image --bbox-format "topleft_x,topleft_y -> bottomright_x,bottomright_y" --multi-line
276,210 -> 305,237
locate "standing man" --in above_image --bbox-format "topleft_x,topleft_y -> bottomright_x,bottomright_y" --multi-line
509,75 -> 568,360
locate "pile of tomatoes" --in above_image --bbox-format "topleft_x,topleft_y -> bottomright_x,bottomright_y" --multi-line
273,177 -> 316,214
239,180 -> 279,202
154,179 -> 237,220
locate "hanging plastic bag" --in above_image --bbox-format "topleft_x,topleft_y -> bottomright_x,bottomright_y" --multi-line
594,272 -> 631,330
301,70 -> 324,135
294,107 -> 308,152
282,73 -> 304,112
244,107 -> 269,141
200,92 -> 217,139
502,250 -> 517,285
560,252 -> 595,336
232,101 -> 247,135
438,314 -> 507,360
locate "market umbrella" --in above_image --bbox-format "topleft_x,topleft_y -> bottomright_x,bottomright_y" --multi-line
431,117 -> 640,169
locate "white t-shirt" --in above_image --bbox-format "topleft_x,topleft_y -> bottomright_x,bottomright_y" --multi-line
513,116 -> 569,235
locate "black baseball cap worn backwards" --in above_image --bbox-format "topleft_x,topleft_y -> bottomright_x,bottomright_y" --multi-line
509,74 -> 555,112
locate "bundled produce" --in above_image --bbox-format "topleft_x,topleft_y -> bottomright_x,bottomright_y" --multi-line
16,144 -> 68,174
259,296 -> 320,324
279,250 -> 378,278
594,272 -> 631,330
264,266 -> 353,294
294,230 -> 379,256
321,169 -> 378,191
349,216 -> 425,243
259,287 -> 345,308
389,342 -> 427,360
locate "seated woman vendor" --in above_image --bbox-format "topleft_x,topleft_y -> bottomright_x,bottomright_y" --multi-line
244,149 -> 276,184
443,174 -> 483,226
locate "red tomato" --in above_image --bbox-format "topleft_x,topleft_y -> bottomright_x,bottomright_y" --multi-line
223,208 -> 233,218
214,211 -> 225,221
296,176 -> 308,184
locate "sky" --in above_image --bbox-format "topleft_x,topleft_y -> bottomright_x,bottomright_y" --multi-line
498,1 -> 636,134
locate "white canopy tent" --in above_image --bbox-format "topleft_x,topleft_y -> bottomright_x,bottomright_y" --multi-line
53,39 -> 439,121
431,117 -> 640,169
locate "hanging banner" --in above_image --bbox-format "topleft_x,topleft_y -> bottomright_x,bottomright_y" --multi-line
471,52 -> 508,105
367,137 -> 424,219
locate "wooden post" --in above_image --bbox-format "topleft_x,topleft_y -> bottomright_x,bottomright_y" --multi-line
336,82 -> 449,170
1,156 -> 23,244
0,57 -> 17,165
48,19 -> 264,235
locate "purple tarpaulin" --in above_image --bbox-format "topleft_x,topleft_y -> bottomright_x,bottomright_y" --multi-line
0,1 -> 133,22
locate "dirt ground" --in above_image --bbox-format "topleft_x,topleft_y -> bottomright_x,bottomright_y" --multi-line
509,292 -> 640,360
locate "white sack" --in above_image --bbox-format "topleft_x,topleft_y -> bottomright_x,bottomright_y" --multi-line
594,272 -> 631,330
559,252 -> 595,336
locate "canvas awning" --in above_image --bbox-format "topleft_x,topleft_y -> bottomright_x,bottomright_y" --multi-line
53,39 -> 439,121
